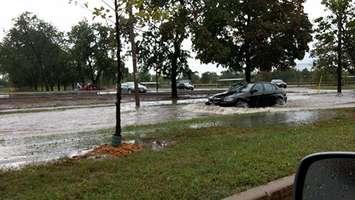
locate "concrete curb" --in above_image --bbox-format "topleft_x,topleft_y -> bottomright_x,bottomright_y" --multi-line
223,175 -> 294,200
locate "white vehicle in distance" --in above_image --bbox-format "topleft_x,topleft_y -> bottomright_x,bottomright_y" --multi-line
177,80 -> 194,90
271,79 -> 287,88
121,82 -> 148,94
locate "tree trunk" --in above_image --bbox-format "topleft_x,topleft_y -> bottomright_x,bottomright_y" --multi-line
128,4 -> 140,108
156,67 -> 159,93
45,83 -> 50,91
113,0 -> 123,147
245,56 -> 252,83
57,81 -> 61,91
337,15 -> 343,94
171,53 -> 178,104
245,15 -> 252,84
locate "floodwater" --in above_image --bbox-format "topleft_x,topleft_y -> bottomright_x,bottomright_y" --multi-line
0,89 -> 354,168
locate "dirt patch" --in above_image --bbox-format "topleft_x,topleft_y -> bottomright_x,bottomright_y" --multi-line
73,144 -> 143,159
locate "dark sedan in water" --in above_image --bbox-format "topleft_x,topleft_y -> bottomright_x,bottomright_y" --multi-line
206,82 -> 287,108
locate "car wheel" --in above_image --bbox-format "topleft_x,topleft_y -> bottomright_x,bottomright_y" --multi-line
236,101 -> 249,108
276,98 -> 286,106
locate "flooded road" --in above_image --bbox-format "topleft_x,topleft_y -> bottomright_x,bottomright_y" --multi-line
1,89 -> 354,168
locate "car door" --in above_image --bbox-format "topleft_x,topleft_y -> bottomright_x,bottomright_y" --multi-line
264,83 -> 275,106
249,83 -> 265,107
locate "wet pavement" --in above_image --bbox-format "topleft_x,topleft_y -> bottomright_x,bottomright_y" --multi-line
1,89 -> 355,168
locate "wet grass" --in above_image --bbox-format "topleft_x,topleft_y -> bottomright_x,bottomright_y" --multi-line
1,109 -> 355,199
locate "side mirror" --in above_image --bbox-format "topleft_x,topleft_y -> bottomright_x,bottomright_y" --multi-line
294,152 -> 355,200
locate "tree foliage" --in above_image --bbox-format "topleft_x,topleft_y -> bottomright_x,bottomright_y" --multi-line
313,0 -> 355,92
68,21 -> 116,87
0,12 -> 69,90
0,13 -> 118,91
139,0 -> 198,102
192,0 -> 313,82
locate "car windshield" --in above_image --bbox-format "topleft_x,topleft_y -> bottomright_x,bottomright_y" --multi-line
239,84 -> 254,93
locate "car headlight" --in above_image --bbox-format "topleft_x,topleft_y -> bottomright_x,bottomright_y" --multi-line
224,96 -> 234,102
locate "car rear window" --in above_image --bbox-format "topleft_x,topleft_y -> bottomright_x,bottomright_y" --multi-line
264,84 -> 274,92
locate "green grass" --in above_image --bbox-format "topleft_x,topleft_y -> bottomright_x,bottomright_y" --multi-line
1,109 -> 355,200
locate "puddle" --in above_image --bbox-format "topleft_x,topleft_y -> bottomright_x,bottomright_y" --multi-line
189,110 -> 334,130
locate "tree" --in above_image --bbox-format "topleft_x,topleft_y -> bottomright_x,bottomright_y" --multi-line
200,72 -> 219,84
138,21 -> 191,96
345,12 -> 355,75
192,0 -> 313,83
181,69 -> 200,83
0,12 -> 70,91
70,0 -> 163,145
220,70 -> 241,80
138,23 -> 170,92
140,0 -> 199,103
313,0 -> 355,94
68,21 -> 115,88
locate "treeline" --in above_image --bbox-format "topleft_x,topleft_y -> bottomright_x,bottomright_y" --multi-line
0,13 -> 120,91
1,0 -> 355,93
137,68 -> 354,85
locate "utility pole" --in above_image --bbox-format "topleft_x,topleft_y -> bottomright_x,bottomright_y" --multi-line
112,0 -> 122,147
128,3 -> 140,108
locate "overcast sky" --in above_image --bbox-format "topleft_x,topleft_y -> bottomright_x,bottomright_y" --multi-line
0,0 -> 324,74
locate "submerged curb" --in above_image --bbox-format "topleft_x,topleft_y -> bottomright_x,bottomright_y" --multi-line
223,175 -> 294,200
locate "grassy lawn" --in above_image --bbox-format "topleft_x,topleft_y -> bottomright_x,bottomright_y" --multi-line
1,109 -> 355,199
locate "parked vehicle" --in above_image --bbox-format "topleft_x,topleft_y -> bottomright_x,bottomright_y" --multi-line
177,80 -> 194,90
121,82 -> 148,93
206,82 -> 287,108
79,83 -> 97,91
271,79 -> 287,88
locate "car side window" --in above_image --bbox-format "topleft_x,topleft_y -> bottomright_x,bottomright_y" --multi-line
253,84 -> 264,93
264,84 -> 274,92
